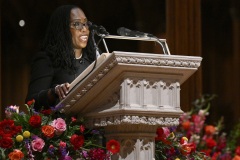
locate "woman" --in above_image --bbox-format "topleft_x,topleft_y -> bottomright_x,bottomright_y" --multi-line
26,5 -> 97,110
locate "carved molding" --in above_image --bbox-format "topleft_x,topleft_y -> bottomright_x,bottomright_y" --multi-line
120,78 -> 181,111
60,58 -> 117,112
116,55 -> 201,68
88,115 -> 179,127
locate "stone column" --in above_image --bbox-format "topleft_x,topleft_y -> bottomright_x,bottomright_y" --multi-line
105,125 -> 157,160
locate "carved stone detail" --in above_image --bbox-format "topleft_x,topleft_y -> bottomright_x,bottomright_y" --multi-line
119,77 -> 181,111
103,124 -> 158,160
89,115 -> 179,127
116,55 -> 201,68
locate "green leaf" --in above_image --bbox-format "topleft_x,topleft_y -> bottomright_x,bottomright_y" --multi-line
41,115 -> 50,125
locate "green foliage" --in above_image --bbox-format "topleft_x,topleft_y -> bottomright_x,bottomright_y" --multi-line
227,121 -> 240,153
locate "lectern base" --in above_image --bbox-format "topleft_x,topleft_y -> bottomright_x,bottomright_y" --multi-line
104,125 -> 156,160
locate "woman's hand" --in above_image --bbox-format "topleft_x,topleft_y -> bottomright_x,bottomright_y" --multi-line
55,83 -> 70,100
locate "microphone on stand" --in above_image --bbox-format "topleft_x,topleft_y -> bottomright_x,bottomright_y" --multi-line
89,22 -> 109,58
116,27 -> 169,55
117,27 -> 154,38
90,23 -> 109,37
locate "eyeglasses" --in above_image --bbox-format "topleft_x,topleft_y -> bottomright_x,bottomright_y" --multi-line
70,20 -> 91,30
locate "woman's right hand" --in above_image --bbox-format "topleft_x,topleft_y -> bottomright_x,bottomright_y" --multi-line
55,83 -> 70,100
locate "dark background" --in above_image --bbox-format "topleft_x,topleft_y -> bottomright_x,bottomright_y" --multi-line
1,0 -> 240,133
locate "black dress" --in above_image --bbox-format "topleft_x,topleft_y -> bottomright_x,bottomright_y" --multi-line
25,51 -> 92,110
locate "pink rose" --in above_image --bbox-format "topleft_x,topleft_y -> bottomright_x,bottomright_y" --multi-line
31,137 -> 45,152
51,118 -> 66,135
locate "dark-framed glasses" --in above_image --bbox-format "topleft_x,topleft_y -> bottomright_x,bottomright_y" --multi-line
70,21 -> 91,30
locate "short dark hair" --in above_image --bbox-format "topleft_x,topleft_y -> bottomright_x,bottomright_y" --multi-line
41,5 -> 96,70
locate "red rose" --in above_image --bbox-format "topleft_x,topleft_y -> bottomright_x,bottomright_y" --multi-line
156,127 -> 170,137
206,138 -> 217,149
106,139 -> 120,154
29,115 -> 42,128
70,134 -> 84,150
0,136 -> 13,149
155,127 -> 171,144
40,109 -> 52,115
235,146 -> 240,156
0,119 -> 22,136
27,99 -> 35,106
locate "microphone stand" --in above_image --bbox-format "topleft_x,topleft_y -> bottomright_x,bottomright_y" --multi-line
97,36 -> 109,53
102,38 -> 110,53
102,35 -> 171,55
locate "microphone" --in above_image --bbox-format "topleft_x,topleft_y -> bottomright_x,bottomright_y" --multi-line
90,23 -> 109,36
117,27 -> 153,37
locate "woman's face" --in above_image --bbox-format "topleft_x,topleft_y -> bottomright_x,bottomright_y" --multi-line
70,8 -> 90,50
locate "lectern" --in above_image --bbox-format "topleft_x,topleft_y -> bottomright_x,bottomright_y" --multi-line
58,49 -> 202,160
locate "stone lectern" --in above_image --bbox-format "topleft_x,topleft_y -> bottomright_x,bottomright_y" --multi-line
58,51 -> 202,160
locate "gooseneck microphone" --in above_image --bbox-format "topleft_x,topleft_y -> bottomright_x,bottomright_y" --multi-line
117,27 -> 153,38
115,27 -> 169,55
90,23 -> 109,36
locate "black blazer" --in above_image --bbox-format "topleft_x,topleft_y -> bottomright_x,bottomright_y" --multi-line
26,51 -> 92,110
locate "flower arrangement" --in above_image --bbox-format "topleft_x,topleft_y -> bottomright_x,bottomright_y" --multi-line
155,95 -> 240,160
0,100 -> 120,160
1,95 -> 240,160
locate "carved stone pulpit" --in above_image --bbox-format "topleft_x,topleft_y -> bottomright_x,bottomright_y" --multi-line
58,51 -> 202,160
